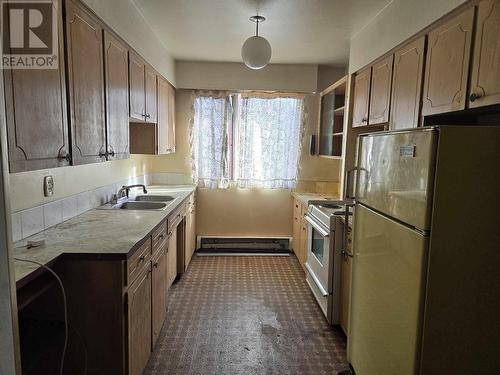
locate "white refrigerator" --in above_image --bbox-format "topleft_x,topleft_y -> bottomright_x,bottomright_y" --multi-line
347,126 -> 500,375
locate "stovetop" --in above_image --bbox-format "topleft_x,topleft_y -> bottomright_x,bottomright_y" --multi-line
308,201 -> 349,229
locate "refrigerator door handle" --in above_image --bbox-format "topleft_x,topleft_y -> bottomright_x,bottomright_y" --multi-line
344,167 -> 358,199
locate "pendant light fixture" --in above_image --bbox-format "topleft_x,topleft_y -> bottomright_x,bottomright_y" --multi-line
241,15 -> 272,70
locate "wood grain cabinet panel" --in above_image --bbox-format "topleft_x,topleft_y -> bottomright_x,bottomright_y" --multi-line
352,68 -> 371,127
390,36 -> 426,130
65,0 -> 106,165
145,66 -> 158,123
129,50 -> 146,121
167,84 -> 176,152
4,0 -> 70,172
167,227 -> 177,287
128,265 -> 152,375
152,244 -> 168,346
422,8 -> 474,116
469,0 -> 500,108
104,30 -> 129,160
158,78 -> 176,154
369,54 -> 394,125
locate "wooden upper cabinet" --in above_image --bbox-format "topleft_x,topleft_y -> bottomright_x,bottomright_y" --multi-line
352,67 -> 371,127
104,30 -> 129,160
369,54 -> 394,125
158,78 -> 175,154
129,50 -> 146,121
422,8 -> 474,116
145,66 -> 158,123
469,0 -> 500,108
167,84 -> 176,152
390,36 -> 426,130
65,0 -> 106,165
128,266 -> 152,375
4,0 -> 70,172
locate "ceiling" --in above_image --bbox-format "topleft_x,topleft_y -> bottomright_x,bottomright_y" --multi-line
132,0 -> 392,66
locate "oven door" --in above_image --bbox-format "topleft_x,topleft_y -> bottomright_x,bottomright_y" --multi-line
304,214 -> 331,298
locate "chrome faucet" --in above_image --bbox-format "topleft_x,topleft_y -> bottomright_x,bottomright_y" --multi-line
117,184 -> 148,199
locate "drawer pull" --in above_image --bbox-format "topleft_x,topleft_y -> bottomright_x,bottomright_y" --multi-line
159,234 -> 165,239
139,256 -> 145,263
153,263 -> 158,268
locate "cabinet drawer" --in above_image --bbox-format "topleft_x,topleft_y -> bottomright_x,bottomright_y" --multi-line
293,199 -> 301,219
128,238 -> 152,285
152,221 -> 167,255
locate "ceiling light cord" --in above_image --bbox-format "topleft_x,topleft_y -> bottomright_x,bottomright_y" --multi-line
14,258 -> 68,375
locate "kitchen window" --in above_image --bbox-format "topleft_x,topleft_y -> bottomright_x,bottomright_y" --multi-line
192,91 -> 304,189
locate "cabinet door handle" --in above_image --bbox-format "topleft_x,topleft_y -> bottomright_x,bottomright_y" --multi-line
159,234 -> 165,239
469,93 -> 482,102
145,113 -> 151,118
362,117 -> 368,123
153,263 -> 158,268
139,256 -> 145,263
59,152 -> 71,162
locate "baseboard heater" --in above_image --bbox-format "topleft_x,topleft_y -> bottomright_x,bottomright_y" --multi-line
197,237 -> 291,256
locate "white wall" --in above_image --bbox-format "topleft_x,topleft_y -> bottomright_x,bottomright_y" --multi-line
176,61 -> 319,92
349,0 -> 467,73
82,0 -> 176,85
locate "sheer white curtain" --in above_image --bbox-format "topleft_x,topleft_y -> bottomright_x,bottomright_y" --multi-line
235,95 -> 304,189
192,91 -> 233,188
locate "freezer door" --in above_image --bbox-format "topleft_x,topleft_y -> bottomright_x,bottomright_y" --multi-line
356,128 -> 437,231
348,204 -> 428,375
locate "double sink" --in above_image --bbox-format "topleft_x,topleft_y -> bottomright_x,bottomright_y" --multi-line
111,195 -> 176,211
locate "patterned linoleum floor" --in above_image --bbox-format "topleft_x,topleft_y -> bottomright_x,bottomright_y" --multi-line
145,255 -> 349,375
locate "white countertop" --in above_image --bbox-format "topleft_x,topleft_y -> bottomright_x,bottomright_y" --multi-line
13,185 -> 195,285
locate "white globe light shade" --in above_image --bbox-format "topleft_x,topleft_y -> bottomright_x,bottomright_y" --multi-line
241,36 -> 272,69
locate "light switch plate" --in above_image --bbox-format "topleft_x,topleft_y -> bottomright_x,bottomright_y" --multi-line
44,175 -> 54,197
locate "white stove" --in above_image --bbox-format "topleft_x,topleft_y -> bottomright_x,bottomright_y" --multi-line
304,201 -> 352,325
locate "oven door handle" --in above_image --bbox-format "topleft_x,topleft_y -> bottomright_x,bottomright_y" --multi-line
305,215 -> 330,237
305,263 -> 329,297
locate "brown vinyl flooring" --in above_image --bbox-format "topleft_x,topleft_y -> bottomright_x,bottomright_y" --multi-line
145,255 -> 349,375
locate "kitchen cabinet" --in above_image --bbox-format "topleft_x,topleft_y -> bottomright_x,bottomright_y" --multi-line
292,198 -> 308,271
65,0 -> 107,165
151,222 -> 168,346
157,77 -> 176,154
167,225 -> 178,287
318,76 -> 346,157
128,50 -> 157,123
468,0 -> 500,108
352,67 -> 371,127
4,0 -> 70,173
145,66 -> 158,123
390,36 -> 426,130
104,30 -> 129,160
369,54 -> 394,125
128,264 -> 152,375
129,50 -> 146,121
422,8 -> 474,116
339,222 -> 352,336
185,194 -> 196,269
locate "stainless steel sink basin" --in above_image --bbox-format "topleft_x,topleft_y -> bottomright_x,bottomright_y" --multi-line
134,195 -> 175,202
119,201 -> 167,210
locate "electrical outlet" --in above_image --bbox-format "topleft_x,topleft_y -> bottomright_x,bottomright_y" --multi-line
44,175 -> 54,197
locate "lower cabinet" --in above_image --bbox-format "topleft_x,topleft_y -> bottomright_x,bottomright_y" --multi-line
184,194 -> 197,269
128,265 -> 152,375
151,242 -> 168,346
292,198 -> 308,270
167,223 -> 178,287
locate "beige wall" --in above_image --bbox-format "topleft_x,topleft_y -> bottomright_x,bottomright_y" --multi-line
176,61 -> 319,92
9,155 -> 153,212
82,0 -> 176,85
152,88 -> 341,237
349,0 -> 466,73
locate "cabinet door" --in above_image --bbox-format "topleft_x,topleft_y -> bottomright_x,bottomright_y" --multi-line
66,0 -> 106,165
157,77 -> 169,154
390,36 -> 425,130
167,84 -> 176,152
352,68 -> 371,127
422,8 -> 474,116
469,0 -> 500,108
152,245 -> 168,346
128,266 -> 152,375
145,66 -> 158,123
4,0 -> 70,172
369,55 -> 394,125
167,228 -> 177,287
104,31 -> 129,160
129,50 -> 145,121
